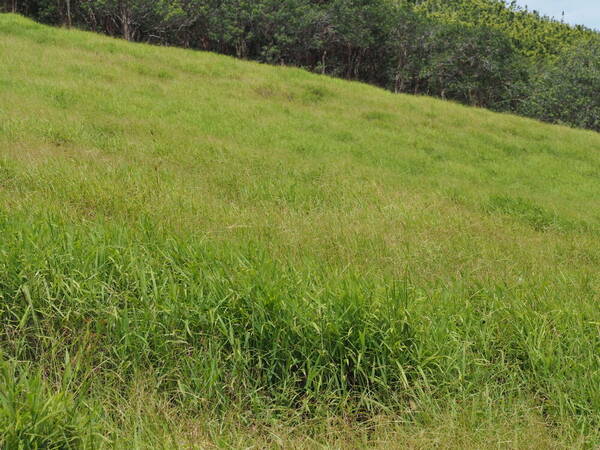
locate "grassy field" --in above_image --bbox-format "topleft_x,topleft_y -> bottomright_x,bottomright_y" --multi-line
1,13 -> 599,448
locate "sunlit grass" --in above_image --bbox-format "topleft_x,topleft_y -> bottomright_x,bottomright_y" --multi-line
1,14 -> 599,448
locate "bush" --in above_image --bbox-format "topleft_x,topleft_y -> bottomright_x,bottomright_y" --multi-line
422,23 -> 529,109
520,38 -> 600,132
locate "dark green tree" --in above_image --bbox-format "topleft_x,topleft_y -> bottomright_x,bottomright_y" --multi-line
521,38 -> 600,131
422,23 -> 529,108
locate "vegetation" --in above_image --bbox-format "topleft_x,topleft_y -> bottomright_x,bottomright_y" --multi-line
3,0 -> 599,132
518,38 -> 600,131
413,0 -> 596,60
1,14 -> 600,448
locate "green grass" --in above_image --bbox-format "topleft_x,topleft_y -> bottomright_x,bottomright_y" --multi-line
0,13 -> 599,448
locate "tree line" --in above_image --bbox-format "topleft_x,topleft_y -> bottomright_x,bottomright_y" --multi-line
3,0 -> 599,132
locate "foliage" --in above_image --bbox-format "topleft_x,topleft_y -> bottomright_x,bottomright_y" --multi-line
412,0 -> 596,60
420,22 -> 528,109
520,37 -> 600,132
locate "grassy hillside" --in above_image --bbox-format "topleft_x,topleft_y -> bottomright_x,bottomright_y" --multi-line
1,14 -> 599,448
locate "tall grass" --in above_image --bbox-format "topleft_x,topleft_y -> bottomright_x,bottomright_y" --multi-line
1,14 -> 599,448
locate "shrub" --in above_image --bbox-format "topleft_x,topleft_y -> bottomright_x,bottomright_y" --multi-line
520,38 -> 600,132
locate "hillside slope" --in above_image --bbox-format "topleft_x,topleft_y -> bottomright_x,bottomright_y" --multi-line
1,14 -> 599,448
